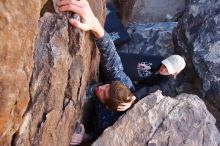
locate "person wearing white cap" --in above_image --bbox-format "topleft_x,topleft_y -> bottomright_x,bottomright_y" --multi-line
118,53 -> 186,89
160,55 -> 186,78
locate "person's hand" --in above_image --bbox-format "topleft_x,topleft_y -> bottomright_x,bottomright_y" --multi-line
57,0 -> 104,38
137,63 -> 149,70
117,96 -> 136,111
70,123 -> 85,145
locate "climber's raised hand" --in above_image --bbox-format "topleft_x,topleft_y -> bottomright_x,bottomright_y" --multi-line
57,0 -> 104,38
117,96 -> 136,111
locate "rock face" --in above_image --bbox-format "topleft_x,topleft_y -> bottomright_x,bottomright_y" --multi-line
93,91 -> 220,146
118,22 -> 177,57
119,0 -> 186,25
0,0 -> 47,144
174,0 -> 220,110
0,0 -> 106,145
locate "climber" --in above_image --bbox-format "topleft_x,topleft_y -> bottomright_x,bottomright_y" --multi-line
57,0 -> 136,145
57,0 -> 186,145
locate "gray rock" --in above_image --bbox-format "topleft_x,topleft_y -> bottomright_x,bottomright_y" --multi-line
173,0 -> 220,110
93,91 -> 220,146
119,0 -> 186,25
118,22 -> 177,57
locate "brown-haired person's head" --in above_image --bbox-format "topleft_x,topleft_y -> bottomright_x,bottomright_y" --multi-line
95,81 -> 133,111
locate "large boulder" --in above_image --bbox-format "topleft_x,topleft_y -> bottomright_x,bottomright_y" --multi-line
119,0 -> 186,25
0,0 -> 106,145
0,0 -> 47,144
118,22 -> 177,57
93,91 -> 220,146
173,0 -> 220,110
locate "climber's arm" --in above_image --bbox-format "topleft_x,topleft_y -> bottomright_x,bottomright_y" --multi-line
95,32 -> 134,91
58,0 -> 135,111
58,0 -> 134,90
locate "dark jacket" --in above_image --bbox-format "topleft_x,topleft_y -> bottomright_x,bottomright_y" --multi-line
86,32 -> 168,137
97,32 -> 134,91
91,32 -> 134,137
118,53 -> 169,89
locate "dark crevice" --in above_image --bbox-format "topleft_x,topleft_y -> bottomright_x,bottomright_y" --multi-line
202,130 -> 205,145
37,112 -> 47,130
77,75 -> 83,103
11,132 -> 18,146
63,67 -> 73,111
67,13 -> 83,56
46,43 -> 54,67
62,71 -> 72,113
40,0 -> 56,17
57,97 -> 72,128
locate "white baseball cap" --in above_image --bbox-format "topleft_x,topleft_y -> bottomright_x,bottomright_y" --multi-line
162,55 -> 186,74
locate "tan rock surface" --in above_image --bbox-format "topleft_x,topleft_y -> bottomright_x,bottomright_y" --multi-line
0,1 -> 47,145
0,0 -> 106,145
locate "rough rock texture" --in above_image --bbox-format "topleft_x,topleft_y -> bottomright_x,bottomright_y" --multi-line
0,1 -> 47,145
173,0 -> 220,110
119,0 -> 186,25
93,91 -> 220,146
118,22 -> 177,57
0,0 -> 105,145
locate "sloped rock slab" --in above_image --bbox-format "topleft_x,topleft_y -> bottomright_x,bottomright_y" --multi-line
93,91 -> 220,146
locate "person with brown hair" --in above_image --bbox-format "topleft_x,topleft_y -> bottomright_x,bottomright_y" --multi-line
104,81 -> 134,111
57,0 -> 186,145
57,0 -> 136,145
69,80 -> 135,145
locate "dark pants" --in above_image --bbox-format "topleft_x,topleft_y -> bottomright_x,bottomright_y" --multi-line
119,53 -> 167,100
118,52 -> 164,81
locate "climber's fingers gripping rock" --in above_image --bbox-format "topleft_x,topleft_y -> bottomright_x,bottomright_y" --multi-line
57,0 -> 104,38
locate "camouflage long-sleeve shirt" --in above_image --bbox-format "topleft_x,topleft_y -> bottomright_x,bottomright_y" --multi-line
96,32 -> 134,91
91,32 -> 134,136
